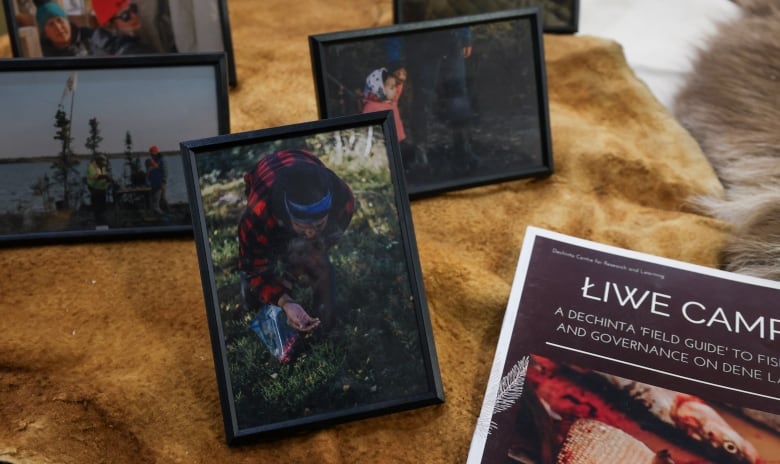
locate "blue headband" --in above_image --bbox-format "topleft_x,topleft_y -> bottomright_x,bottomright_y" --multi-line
285,190 -> 332,223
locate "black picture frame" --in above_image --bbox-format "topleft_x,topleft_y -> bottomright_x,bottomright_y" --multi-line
393,0 -> 579,34
0,53 -> 230,244
310,9 -> 553,199
1,0 -> 237,85
180,111 -> 444,445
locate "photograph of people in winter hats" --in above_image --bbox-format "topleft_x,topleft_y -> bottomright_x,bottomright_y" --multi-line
312,11 -> 553,196
190,123 -> 435,431
6,0 -> 226,58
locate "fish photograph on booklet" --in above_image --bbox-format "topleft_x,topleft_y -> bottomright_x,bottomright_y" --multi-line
468,227 -> 780,464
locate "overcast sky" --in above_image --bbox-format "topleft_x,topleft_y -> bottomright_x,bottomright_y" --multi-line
0,65 -> 221,159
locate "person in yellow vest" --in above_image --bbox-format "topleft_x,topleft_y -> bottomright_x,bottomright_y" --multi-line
86,154 -> 112,227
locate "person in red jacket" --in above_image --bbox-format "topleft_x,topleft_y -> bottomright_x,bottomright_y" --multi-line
361,63 -> 420,171
362,65 -> 407,143
238,149 -> 355,350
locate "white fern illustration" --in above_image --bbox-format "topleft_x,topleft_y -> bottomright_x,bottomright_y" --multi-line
493,356 -> 529,416
474,355 -> 530,438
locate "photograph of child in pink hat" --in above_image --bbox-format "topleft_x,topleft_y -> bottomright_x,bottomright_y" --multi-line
311,9 -> 553,198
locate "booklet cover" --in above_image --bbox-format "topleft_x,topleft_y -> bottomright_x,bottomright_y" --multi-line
468,227 -> 780,464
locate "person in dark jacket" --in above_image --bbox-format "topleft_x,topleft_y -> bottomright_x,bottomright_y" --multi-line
146,145 -> 168,211
90,0 -> 154,55
145,151 -> 164,215
238,149 -> 355,336
388,27 -> 480,176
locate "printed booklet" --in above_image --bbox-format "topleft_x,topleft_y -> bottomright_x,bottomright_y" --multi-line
468,227 -> 780,464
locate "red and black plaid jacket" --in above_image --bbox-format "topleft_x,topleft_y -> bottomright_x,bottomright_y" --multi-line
238,149 -> 355,308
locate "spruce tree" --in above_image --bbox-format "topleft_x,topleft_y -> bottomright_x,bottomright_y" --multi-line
51,104 -> 80,209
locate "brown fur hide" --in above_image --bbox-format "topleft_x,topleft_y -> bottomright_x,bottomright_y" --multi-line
674,0 -> 780,280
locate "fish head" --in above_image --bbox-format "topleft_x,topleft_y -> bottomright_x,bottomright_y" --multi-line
673,396 -> 761,464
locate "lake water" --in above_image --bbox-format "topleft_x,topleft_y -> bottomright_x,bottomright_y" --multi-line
0,154 -> 188,213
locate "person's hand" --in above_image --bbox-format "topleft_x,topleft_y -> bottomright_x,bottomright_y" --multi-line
282,301 -> 321,332
462,46 -> 473,59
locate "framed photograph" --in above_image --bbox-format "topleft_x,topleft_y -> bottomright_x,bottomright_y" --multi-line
1,0 -> 237,85
394,0 -> 579,34
0,53 -> 229,244
180,111 -> 444,444
310,9 -> 553,199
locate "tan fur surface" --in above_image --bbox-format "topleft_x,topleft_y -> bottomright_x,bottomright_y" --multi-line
674,0 -> 780,280
0,1 -> 730,462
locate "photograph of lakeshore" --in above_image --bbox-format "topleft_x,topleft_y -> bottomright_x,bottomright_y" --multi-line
0,55 -> 227,242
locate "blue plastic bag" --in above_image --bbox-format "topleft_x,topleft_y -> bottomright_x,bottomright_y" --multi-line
250,304 -> 298,363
